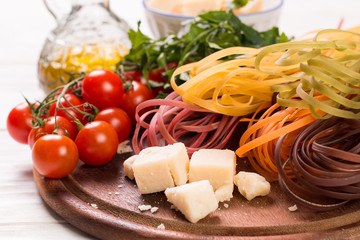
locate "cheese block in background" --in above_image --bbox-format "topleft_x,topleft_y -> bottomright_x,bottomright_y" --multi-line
148,0 -> 224,16
172,0 -> 224,16
234,171 -> 270,201
188,149 -> 236,202
147,0 -> 263,16
165,180 -> 218,223
124,143 -> 189,194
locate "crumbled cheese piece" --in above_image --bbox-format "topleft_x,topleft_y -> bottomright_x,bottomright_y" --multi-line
132,143 -> 189,194
214,184 -> 233,202
151,207 -> 159,213
157,223 -> 165,229
165,180 -> 218,223
223,203 -> 229,208
117,140 -> 133,154
118,184 -> 123,188
108,192 -> 112,195
288,204 -> 298,212
90,203 -> 98,209
234,171 -> 270,201
123,155 -> 138,180
114,192 -> 120,195
189,149 -> 236,202
138,205 -> 152,211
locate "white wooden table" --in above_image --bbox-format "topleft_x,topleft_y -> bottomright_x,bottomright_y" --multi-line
1,0 -> 360,239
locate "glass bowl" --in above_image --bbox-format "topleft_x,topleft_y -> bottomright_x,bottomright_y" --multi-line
143,0 -> 284,38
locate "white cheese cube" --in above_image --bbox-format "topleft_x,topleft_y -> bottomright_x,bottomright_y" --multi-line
133,152 -> 175,194
132,143 -> 189,194
123,155 -> 137,180
189,149 -> 236,202
140,143 -> 189,186
165,180 -> 218,223
234,171 -> 271,201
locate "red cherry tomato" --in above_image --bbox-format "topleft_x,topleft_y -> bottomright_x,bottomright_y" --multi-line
56,87 -> 76,96
49,93 -> 89,133
95,107 -> 131,143
82,70 -> 124,110
28,116 -> 76,149
120,80 -> 154,124
148,62 -> 178,96
123,70 -> 142,81
7,102 -> 34,144
32,134 -> 79,179
75,121 -> 119,166
148,62 -> 178,83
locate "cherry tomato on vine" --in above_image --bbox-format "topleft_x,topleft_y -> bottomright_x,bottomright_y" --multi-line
75,121 -> 119,166
95,107 -> 131,143
32,134 -> 79,179
7,102 -> 34,144
55,87 -> 77,96
49,93 -> 90,133
28,116 -> 76,149
120,80 -> 154,124
82,70 -> 125,110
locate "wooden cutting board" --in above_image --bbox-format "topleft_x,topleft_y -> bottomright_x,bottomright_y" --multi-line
33,150 -> 360,240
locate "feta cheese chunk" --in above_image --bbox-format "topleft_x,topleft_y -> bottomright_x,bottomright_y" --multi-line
132,143 -> 189,194
123,155 -> 138,180
165,180 -> 218,223
189,149 -> 236,202
234,171 -> 270,201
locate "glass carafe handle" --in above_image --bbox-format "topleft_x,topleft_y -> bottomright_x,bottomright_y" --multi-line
44,0 -> 110,23
43,0 -> 71,24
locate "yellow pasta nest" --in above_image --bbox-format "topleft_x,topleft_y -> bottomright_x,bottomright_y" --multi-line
170,26 -> 360,119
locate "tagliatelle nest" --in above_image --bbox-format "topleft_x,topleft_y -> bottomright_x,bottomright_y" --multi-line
132,91 -> 241,156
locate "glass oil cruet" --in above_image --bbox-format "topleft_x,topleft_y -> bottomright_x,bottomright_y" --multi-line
38,0 -> 131,93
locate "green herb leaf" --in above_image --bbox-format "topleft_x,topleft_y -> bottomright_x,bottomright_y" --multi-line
119,10 -> 292,97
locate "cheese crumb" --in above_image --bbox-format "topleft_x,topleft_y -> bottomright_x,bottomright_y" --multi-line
223,203 -> 229,208
114,192 -> 120,195
151,207 -> 159,213
118,184 -> 123,188
138,205 -> 152,211
90,203 -> 98,209
157,223 -> 165,229
117,140 -> 133,154
288,204 -> 298,212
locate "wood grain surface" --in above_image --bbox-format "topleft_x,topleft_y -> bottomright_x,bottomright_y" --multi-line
34,150 -> 360,240
4,1 -> 360,239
